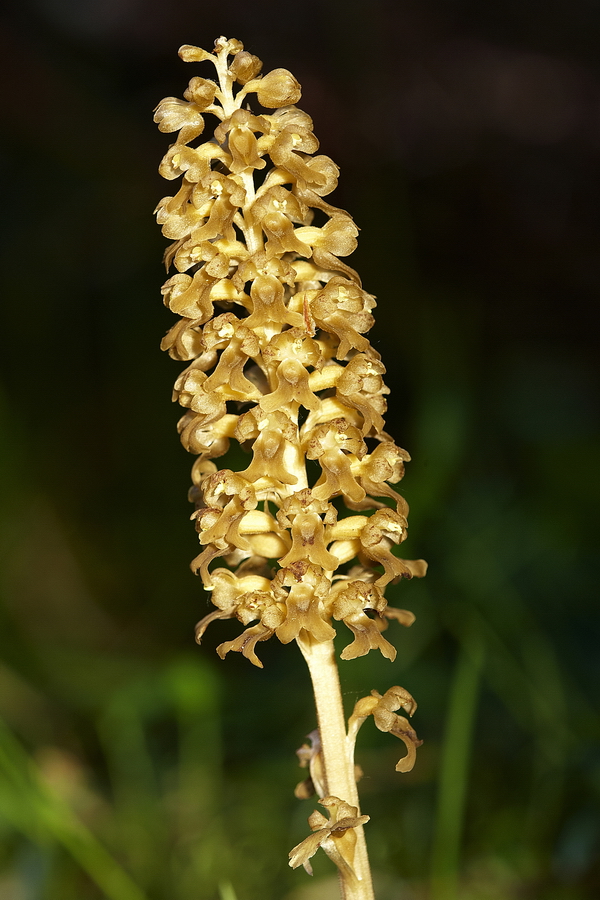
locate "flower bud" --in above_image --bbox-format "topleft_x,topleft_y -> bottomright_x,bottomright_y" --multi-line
183,77 -> 218,109
230,50 -> 263,84
178,44 -> 212,62
246,68 -> 302,108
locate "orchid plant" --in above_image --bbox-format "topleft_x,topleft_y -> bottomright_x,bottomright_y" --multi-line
154,36 -> 426,900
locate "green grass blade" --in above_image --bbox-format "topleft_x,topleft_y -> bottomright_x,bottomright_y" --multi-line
430,634 -> 485,900
0,716 -> 149,900
218,882 -> 238,900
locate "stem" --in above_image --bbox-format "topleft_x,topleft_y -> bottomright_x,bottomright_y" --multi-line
297,635 -> 375,900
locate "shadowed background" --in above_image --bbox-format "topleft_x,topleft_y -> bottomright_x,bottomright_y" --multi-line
0,1 -> 598,898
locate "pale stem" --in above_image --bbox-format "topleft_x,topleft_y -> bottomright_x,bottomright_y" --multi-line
239,169 -> 264,256
213,47 -> 236,118
297,635 -> 375,900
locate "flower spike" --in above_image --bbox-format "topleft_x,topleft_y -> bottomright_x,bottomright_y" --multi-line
156,37 -> 426,900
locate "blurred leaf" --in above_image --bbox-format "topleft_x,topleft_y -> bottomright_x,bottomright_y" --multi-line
0,716 -> 148,900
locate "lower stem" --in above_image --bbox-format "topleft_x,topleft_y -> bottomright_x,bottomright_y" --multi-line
297,635 -> 375,900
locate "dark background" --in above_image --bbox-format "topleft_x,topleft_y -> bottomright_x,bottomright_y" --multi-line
0,1 -> 598,899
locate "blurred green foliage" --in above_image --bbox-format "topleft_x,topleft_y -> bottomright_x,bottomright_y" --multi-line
0,1 -> 598,898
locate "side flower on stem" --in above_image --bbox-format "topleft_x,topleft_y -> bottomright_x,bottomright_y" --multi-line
155,36 -> 426,900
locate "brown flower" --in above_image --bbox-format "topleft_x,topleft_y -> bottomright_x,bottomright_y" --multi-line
348,687 -> 423,773
288,796 -> 369,880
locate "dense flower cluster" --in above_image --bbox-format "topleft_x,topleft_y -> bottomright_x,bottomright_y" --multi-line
155,37 -> 426,669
